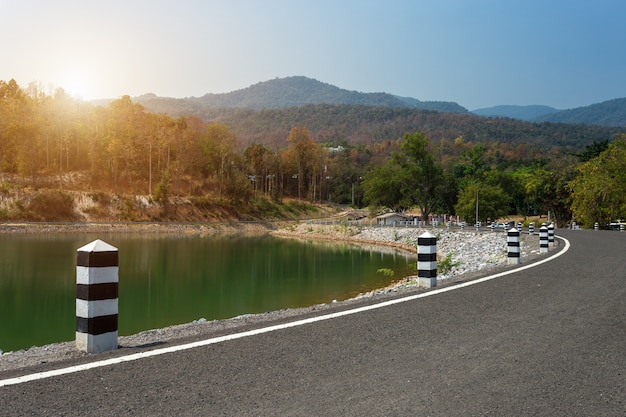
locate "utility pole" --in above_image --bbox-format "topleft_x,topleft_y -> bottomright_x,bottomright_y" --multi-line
475,189 -> 479,226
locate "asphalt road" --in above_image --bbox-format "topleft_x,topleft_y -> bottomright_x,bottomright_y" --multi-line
1,229 -> 624,416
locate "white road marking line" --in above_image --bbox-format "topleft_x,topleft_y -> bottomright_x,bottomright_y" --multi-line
0,236 -> 570,387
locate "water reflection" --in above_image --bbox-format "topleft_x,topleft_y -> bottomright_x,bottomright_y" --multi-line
0,232 -> 415,351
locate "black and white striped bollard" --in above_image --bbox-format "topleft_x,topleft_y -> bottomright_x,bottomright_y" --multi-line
417,231 -> 437,288
76,239 -> 119,353
548,223 -> 555,247
529,222 -> 535,234
507,227 -> 520,265
594,222 -> 599,231
539,225 -> 549,254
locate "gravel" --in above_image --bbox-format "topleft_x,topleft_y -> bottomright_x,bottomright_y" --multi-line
0,223 -> 541,373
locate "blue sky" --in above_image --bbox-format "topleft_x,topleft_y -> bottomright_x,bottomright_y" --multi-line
3,0 -> 625,110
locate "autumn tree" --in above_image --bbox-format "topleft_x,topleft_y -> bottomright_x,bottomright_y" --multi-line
283,126 -> 320,200
200,123 -> 238,199
244,143 -> 273,196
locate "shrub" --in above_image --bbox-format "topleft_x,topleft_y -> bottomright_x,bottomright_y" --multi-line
438,252 -> 461,275
25,190 -> 76,221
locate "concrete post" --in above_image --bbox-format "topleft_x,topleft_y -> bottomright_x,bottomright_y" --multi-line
517,222 -> 523,232
529,222 -> 535,234
507,227 -> 521,265
539,225 -> 549,254
417,231 -> 437,288
548,223 -> 555,247
76,239 -> 119,353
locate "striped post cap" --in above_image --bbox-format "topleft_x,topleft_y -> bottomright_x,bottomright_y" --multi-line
417,231 -> 437,288
507,227 -> 521,265
539,225 -> 549,254
548,223 -> 555,246
529,222 -> 535,234
76,239 -> 119,353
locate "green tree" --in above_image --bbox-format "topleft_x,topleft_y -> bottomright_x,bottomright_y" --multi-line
570,135 -> 626,227
575,140 -> 609,162
455,181 -> 511,224
396,132 -> 444,219
362,159 -> 406,211
363,132 -> 443,219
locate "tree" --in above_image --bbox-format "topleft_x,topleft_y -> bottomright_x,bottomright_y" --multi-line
455,181 -> 511,224
363,132 -> 443,219
244,143 -> 272,196
200,123 -> 238,199
362,159 -> 407,211
570,135 -> 626,227
575,140 -> 609,162
284,126 -> 320,200
395,132 -> 444,219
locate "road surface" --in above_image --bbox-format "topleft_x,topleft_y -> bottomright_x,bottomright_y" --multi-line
0,229 -> 624,416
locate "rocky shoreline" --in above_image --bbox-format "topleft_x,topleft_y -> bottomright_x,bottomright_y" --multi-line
0,221 -> 541,373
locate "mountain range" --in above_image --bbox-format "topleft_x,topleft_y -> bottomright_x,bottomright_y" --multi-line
131,76 -> 467,115
473,99 -> 626,127
471,105 -> 560,120
92,76 -> 625,128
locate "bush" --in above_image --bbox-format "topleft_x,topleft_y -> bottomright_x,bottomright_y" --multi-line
438,252 -> 460,275
25,190 -> 76,221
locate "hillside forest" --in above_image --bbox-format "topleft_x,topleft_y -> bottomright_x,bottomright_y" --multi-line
1,79 -> 625,228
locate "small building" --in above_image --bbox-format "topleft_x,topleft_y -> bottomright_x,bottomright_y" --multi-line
376,212 -> 408,226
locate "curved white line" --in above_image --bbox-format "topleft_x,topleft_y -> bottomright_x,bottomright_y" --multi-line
1,236 -> 570,387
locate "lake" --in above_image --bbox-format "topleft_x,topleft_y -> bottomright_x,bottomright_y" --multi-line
0,232 -> 415,351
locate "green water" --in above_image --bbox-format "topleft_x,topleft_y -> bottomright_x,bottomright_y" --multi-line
0,232 -> 415,351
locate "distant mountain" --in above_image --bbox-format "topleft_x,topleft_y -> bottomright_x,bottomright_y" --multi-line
132,76 -> 468,115
472,105 -> 559,121
532,98 -> 626,127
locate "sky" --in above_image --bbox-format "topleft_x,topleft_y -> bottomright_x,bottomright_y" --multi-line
2,0 -> 625,110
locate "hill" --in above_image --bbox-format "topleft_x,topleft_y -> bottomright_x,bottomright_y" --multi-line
533,98 -> 626,127
132,76 -> 468,114
472,105 -> 559,120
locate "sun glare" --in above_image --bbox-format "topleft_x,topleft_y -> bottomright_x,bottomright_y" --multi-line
63,74 -> 91,99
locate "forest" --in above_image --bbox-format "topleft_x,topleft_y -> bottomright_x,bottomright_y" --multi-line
1,78 -> 625,228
